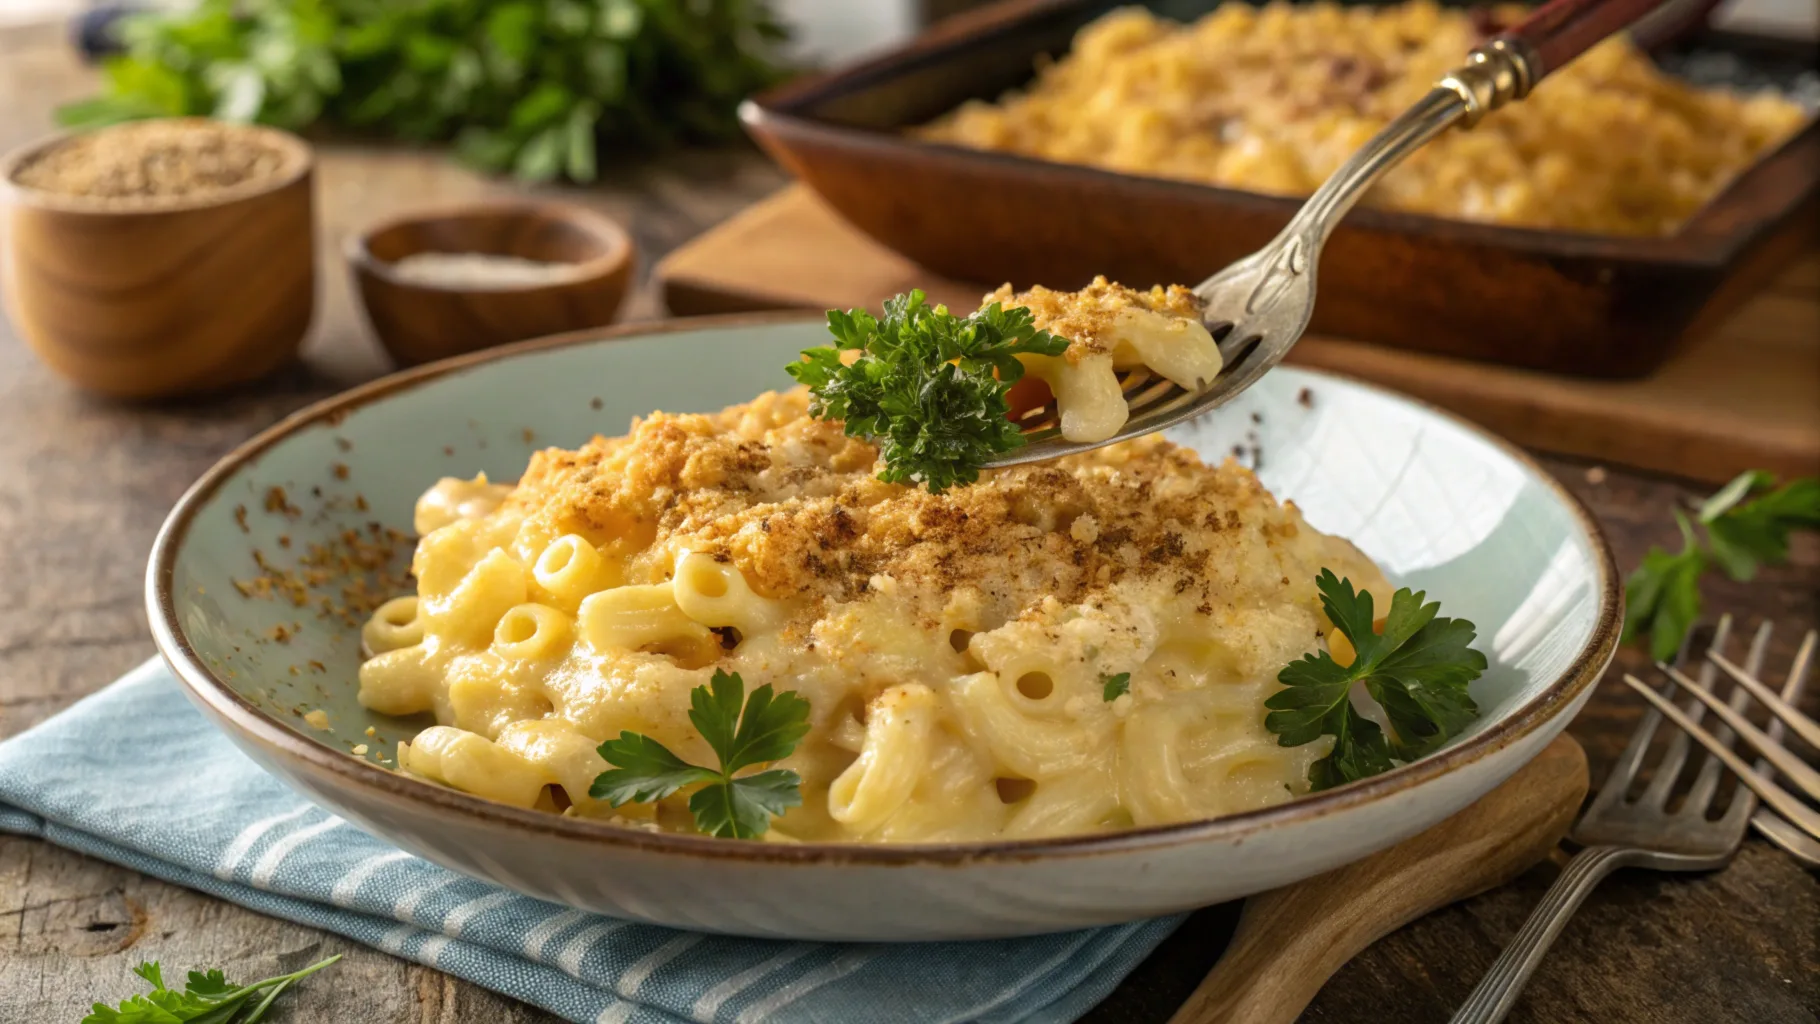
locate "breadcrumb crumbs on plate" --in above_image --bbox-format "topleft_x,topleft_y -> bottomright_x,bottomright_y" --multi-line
351,744 -> 369,756
302,709 -> 330,729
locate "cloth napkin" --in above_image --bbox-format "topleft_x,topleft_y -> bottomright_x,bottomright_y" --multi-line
0,659 -> 1183,1024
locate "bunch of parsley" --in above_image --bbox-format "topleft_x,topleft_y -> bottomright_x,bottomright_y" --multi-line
84,955 -> 339,1023
60,0 -> 789,184
1265,570 -> 1487,790
590,669 -> 810,838
1624,470 -> 1820,660
788,290 -> 1070,492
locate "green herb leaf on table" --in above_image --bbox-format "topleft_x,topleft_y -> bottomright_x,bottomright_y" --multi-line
1265,570 -> 1486,791
1101,672 -> 1131,701
789,290 -> 1072,492
590,669 -> 810,839
83,954 -> 340,1024
1621,470 -> 1820,660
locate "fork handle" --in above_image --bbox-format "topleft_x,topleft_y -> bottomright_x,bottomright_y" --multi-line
1447,845 -> 1644,1024
1493,0 -> 1672,83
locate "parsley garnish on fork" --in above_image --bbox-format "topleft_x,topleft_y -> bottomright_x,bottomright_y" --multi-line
84,954 -> 340,1024
1265,570 -> 1487,791
787,289 -> 1070,493
590,669 -> 811,839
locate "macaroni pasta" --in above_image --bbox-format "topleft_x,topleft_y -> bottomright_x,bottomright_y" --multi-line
361,389 -> 1393,841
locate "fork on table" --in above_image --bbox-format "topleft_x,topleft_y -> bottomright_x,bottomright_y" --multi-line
1448,616 -> 1818,1024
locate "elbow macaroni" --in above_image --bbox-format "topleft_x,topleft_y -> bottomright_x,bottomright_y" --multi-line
360,388 -> 1393,841
988,277 -> 1223,443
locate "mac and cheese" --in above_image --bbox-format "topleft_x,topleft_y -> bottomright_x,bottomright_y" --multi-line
993,277 -> 1221,443
360,387 -> 1394,842
919,2 -> 1810,236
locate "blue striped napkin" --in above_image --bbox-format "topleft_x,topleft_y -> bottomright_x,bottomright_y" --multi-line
0,659 -> 1183,1023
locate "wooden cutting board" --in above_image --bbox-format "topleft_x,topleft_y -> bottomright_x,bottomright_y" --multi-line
656,186 -> 1820,484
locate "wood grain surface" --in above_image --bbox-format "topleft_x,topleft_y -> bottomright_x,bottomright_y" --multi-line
655,186 -> 1820,484
1,33 -> 1817,1024
1171,736 -> 1588,1024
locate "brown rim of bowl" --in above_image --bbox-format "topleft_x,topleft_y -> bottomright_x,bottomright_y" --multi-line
146,311 -> 1622,866
344,200 -> 635,294
0,118 -> 314,215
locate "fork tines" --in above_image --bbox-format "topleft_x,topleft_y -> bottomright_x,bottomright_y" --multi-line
1623,626 -> 1820,850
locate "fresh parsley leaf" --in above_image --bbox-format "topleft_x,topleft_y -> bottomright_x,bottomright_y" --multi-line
788,290 -> 1071,492
83,955 -> 339,1024
1101,672 -> 1131,701
591,669 -> 810,839
184,969 -> 233,998
1622,471 -> 1819,660
1265,570 -> 1486,790
589,733 -> 720,806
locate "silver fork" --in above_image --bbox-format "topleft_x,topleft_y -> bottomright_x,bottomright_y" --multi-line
1627,629 -> 1820,863
1447,617 -> 1777,1024
987,0 -> 1671,469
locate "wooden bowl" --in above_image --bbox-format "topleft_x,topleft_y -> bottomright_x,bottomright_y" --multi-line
0,119 -> 315,399
347,202 -> 634,368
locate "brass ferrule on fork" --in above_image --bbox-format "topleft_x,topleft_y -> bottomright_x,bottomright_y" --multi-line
1437,38 -> 1539,127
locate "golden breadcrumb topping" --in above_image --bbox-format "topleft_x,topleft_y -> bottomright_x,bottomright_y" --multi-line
984,276 -> 1206,364
506,390 -> 1383,636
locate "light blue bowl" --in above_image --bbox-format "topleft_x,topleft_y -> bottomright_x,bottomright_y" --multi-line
148,315 -> 1619,939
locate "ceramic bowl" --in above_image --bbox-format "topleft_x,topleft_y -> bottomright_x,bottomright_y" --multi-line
147,315 -> 1620,941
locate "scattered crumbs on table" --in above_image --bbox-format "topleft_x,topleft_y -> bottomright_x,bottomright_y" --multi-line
10,120 -> 293,205
335,437 -> 353,452
303,709 -> 330,730
388,251 -> 582,289
288,666 -> 300,676
1585,466 -> 1608,485
443,445 -> 456,456
1296,387 -> 1314,408
590,397 -> 604,410
234,505 -> 249,533
522,427 -> 536,444
307,660 -> 326,673
278,535 -> 291,548
268,624 -> 292,643
332,462 -> 350,480
364,725 -> 377,738
351,744 -> 369,756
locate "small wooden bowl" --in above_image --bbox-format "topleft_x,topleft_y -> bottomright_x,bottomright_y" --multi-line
1,120 -> 316,399
347,202 -> 634,368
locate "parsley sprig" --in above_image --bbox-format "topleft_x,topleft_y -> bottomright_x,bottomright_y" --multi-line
590,669 -> 810,839
1623,471 -> 1819,660
787,290 -> 1070,492
84,954 -> 340,1024
1100,672 -> 1131,701
1266,570 -> 1487,791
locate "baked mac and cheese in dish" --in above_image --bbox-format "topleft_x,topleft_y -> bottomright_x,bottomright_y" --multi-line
359,281 -> 1488,842
360,389 -> 1405,841
919,2 -> 1810,236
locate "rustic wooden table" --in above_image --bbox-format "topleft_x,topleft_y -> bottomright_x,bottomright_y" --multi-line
1,28 -> 1816,1024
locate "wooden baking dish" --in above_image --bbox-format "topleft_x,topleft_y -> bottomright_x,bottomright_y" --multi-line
742,0 -> 1820,378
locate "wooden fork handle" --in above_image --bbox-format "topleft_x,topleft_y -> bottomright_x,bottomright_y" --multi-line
1167,735 -> 1588,1024
1494,0 -> 1671,81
